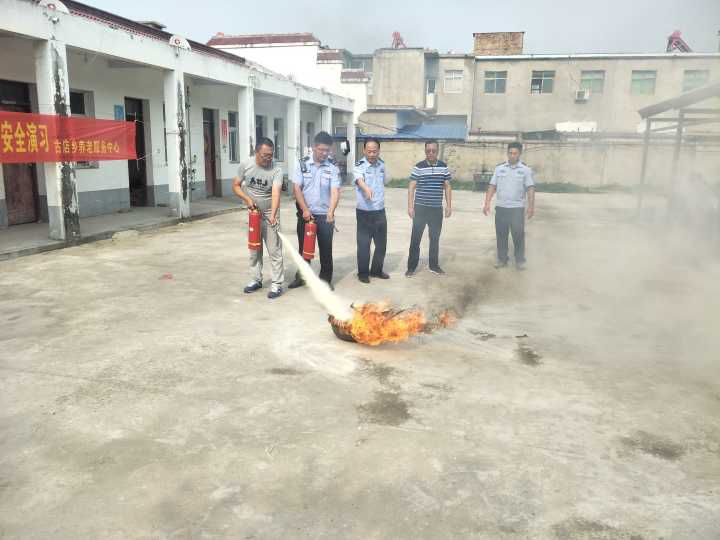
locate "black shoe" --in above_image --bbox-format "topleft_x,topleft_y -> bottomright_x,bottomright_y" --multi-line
358,275 -> 370,284
429,266 -> 446,275
405,269 -> 416,278
323,281 -> 335,291
494,260 -> 508,269
288,276 -> 305,289
267,287 -> 284,299
370,271 -> 390,279
243,282 -> 262,294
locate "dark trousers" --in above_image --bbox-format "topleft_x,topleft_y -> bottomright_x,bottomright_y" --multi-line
407,204 -> 443,271
356,208 -> 387,277
495,206 -> 526,264
296,205 -> 334,283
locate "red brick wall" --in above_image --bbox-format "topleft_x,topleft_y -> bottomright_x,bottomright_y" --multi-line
473,32 -> 524,56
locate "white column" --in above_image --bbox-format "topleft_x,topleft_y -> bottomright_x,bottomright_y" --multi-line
286,96 -> 301,172
163,68 -> 190,219
321,105 -> 333,135
238,85 -> 255,159
34,39 -> 79,242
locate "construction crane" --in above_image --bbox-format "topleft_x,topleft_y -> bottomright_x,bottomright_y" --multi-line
391,32 -> 407,49
666,31 -> 692,53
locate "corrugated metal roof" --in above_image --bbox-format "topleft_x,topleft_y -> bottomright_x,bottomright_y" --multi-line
359,115 -> 467,141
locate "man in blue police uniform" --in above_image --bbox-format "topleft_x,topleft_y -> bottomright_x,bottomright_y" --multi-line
354,138 -> 390,283
483,142 -> 536,270
289,131 -> 341,290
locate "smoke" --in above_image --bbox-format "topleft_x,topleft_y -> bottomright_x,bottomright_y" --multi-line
277,231 -> 353,321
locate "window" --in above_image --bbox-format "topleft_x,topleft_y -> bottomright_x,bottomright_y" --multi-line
443,70 -> 464,93
273,118 -> 284,161
683,70 -> 709,92
70,92 -> 86,115
530,71 -> 555,94
631,70 -> 656,95
484,71 -> 507,94
580,70 -> 605,94
305,122 -> 315,150
228,111 -> 239,163
426,78 -> 437,95
255,114 -> 265,145
70,90 -> 97,168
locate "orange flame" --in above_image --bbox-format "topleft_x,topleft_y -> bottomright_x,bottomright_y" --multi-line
331,302 -> 456,346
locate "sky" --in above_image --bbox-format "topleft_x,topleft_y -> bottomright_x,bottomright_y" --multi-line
87,0 -> 720,55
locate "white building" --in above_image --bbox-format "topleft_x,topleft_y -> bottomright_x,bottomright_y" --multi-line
207,33 -> 369,126
0,0 -> 354,240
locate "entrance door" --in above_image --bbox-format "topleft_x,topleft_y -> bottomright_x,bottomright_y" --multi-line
203,108 -> 217,197
1,80 -> 38,225
125,97 -> 147,206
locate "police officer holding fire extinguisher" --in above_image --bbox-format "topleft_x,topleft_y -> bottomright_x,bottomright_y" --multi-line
289,131 -> 341,291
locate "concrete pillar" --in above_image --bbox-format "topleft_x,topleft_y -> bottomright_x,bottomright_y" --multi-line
238,85 -> 255,159
286,96 -> 301,172
321,105 -> 333,135
163,68 -> 190,219
33,39 -> 80,242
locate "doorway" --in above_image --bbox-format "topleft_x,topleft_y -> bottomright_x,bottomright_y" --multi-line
125,97 -> 147,206
1,79 -> 39,226
202,108 -> 217,197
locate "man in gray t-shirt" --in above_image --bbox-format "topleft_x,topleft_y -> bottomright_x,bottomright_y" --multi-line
483,142 -> 536,270
232,137 -> 285,298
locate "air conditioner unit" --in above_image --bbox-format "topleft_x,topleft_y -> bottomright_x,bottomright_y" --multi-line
575,89 -> 590,102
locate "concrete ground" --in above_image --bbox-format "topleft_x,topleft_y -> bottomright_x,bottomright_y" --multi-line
1,188 -> 719,539
0,197 -> 245,261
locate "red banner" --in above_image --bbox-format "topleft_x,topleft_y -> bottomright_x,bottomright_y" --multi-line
0,111 -> 136,164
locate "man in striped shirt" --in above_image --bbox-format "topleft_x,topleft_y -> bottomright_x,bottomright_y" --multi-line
406,140 -> 453,276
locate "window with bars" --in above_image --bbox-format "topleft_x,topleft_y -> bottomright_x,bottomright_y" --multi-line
255,115 -> 265,148
580,70 -> 605,94
631,70 -> 657,95
530,71 -> 555,94
484,71 -> 507,94
228,111 -> 239,163
443,70 -> 464,93
683,70 -> 709,92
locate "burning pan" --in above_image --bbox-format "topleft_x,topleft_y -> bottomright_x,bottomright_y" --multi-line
328,315 -> 356,343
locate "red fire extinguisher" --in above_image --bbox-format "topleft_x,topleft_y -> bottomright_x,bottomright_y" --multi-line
302,219 -> 317,261
248,207 -> 261,251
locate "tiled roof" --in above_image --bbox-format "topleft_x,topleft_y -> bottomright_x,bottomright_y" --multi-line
62,0 -> 246,65
208,33 -> 320,47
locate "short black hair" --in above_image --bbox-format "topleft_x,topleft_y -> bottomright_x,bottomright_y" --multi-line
508,142 -> 523,152
314,131 -> 334,146
424,139 -> 439,149
363,138 -> 381,149
255,137 -> 275,152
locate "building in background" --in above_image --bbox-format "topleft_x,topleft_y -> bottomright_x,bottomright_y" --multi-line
357,32 -> 720,187
207,33 -> 369,128
207,29 -> 719,188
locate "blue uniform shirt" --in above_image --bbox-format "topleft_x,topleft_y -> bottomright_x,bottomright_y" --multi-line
490,161 -> 535,208
353,157 -> 386,211
292,156 -> 341,215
